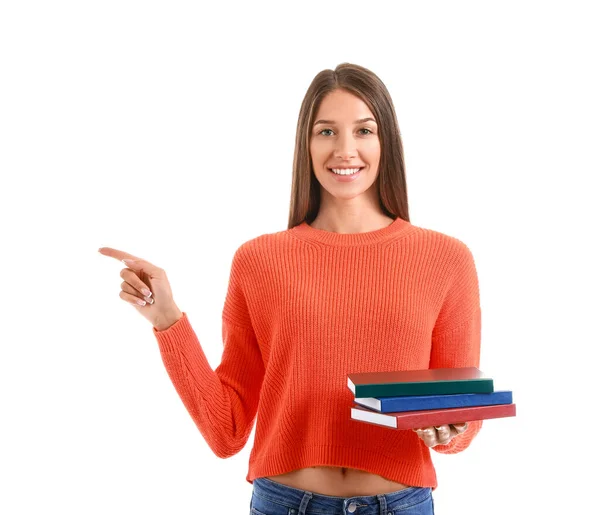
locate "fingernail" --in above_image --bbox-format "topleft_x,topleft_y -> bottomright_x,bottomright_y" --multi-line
142,288 -> 151,297
123,259 -> 135,265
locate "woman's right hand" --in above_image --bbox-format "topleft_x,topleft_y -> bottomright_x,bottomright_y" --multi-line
98,247 -> 183,330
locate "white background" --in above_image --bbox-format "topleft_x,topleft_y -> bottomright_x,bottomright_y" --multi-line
1,1 -> 598,513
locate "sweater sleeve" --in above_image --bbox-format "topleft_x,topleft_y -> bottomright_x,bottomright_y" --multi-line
429,240 -> 483,454
152,246 -> 265,458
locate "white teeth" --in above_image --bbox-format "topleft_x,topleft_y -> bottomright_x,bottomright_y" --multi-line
330,168 -> 361,175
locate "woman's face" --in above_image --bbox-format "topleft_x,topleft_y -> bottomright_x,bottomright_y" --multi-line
309,88 -> 381,202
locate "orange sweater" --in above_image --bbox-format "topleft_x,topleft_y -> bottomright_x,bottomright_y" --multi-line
152,217 -> 483,490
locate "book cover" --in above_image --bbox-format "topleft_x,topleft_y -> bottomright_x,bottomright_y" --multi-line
347,367 -> 493,398
350,402 -> 517,430
355,390 -> 513,413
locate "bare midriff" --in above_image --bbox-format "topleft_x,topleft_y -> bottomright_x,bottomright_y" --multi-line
265,466 -> 412,497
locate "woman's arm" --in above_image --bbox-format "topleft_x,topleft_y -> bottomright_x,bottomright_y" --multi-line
152,246 -> 265,458
429,240 -> 483,454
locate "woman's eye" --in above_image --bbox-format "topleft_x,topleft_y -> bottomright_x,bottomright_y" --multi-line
318,128 -> 373,136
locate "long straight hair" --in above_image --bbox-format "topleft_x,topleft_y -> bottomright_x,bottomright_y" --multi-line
288,63 -> 410,229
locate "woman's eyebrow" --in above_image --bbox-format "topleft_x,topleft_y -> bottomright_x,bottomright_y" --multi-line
313,117 -> 377,126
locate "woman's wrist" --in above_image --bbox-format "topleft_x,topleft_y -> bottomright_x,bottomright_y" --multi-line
154,307 -> 183,331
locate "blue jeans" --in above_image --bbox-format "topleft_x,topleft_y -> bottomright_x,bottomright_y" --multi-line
250,477 -> 434,515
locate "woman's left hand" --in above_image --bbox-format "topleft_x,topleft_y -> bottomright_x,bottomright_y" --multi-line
413,423 -> 468,447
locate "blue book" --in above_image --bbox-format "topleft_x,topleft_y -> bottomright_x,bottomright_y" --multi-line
354,390 -> 513,413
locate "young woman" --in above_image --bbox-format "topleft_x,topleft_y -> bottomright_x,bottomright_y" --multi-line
99,63 -> 481,515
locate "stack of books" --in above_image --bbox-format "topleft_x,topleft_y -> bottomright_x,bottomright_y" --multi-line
347,367 -> 516,430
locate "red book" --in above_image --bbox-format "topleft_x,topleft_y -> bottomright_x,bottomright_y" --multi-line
351,402 -> 516,430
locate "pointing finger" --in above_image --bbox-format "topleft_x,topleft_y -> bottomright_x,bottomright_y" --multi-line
98,247 -> 141,262
98,247 -> 162,278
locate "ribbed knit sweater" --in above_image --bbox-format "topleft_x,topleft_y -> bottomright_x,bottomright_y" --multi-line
152,216 -> 483,490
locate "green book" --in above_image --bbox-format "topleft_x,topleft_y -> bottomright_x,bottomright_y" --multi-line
347,367 -> 493,398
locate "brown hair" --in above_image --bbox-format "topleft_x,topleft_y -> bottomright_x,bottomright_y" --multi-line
287,62 -> 410,229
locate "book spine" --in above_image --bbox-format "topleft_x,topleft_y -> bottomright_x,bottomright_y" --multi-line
375,390 -> 513,413
355,378 -> 494,398
392,403 -> 517,429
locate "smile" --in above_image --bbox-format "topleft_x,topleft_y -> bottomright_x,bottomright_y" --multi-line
328,167 -> 364,176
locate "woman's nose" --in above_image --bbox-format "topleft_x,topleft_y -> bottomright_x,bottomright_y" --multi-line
335,135 -> 358,158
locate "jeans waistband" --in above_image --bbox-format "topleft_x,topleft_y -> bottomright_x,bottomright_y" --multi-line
252,476 -> 431,513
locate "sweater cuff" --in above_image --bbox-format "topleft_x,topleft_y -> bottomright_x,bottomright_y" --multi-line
152,311 -> 215,395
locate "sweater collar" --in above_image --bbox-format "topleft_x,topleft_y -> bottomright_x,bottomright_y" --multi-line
291,216 -> 413,247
